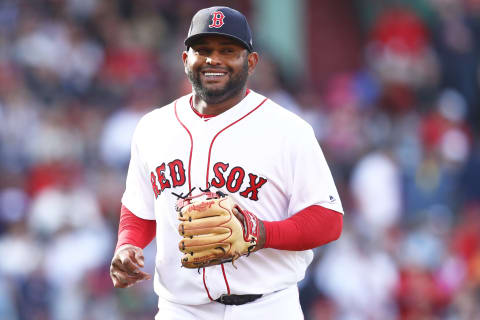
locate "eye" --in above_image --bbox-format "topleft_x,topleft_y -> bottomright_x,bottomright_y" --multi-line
221,48 -> 235,54
195,47 -> 209,55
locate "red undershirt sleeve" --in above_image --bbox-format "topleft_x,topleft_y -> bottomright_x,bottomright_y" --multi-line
116,204 -> 341,252
115,205 -> 156,251
263,205 -> 343,251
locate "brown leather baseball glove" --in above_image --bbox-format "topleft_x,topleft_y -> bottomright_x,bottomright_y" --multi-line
176,190 -> 260,268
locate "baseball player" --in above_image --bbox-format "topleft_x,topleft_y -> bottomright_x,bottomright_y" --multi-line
110,6 -> 344,320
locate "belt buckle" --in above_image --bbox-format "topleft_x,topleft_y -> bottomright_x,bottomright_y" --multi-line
218,294 -> 228,304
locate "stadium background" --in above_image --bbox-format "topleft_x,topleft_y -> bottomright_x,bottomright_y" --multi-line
0,0 -> 479,319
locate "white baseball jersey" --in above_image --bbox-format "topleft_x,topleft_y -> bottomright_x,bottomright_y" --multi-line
122,89 -> 343,305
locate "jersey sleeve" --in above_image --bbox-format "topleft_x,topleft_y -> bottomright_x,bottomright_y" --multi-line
286,124 -> 344,216
121,116 -> 156,220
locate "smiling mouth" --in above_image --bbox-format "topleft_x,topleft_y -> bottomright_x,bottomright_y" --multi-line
202,72 -> 227,78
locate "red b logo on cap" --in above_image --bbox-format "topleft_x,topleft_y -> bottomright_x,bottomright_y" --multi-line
209,11 -> 225,28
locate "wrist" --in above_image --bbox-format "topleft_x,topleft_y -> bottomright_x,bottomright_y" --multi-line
254,219 -> 266,251
115,243 -> 140,254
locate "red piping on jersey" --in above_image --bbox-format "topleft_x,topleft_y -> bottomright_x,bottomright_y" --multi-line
204,96 -> 268,297
190,97 -> 216,120
176,98 -> 214,301
203,268 -> 214,301
205,97 -> 268,186
221,264 -> 231,294
190,89 -> 251,121
174,100 -> 193,191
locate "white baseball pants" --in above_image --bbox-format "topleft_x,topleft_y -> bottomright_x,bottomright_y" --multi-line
155,285 -> 304,320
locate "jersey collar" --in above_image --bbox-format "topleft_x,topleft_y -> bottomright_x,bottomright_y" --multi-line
176,89 -> 263,130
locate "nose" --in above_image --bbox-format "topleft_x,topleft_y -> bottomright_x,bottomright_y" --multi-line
206,52 -> 221,65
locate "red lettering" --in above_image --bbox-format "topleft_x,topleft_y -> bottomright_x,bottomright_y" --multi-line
240,174 -> 267,201
168,159 -> 186,187
150,172 -> 160,198
211,162 -> 229,188
226,167 -> 245,193
156,163 -> 171,191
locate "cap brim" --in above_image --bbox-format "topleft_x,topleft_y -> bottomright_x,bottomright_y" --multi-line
184,33 -> 252,52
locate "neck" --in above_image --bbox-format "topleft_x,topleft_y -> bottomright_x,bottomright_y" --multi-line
192,87 -> 247,116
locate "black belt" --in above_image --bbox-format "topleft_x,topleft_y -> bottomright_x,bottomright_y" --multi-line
215,294 -> 263,305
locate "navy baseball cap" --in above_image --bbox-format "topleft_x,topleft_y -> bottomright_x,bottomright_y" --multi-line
185,6 -> 253,52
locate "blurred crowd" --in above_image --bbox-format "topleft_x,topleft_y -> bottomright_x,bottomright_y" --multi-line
0,0 -> 479,319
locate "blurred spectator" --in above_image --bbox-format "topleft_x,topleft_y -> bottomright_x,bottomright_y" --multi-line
350,149 -> 402,234
27,161 -> 104,238
314,229 -> 399,320
100,90 -> 157,169
430,0 -> 480,128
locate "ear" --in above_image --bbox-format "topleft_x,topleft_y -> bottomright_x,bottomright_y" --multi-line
182,51 -> 189,74
247,52 -> 259,76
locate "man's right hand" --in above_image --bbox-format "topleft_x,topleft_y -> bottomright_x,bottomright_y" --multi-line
110,244 -> 151,288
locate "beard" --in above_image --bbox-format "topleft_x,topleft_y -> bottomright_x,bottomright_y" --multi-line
187,59 -> 249,104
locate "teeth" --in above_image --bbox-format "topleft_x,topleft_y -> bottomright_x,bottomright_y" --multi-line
204,72 -> 225,77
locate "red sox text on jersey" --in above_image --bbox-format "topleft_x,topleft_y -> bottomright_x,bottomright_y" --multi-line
150,159 -> 268,201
